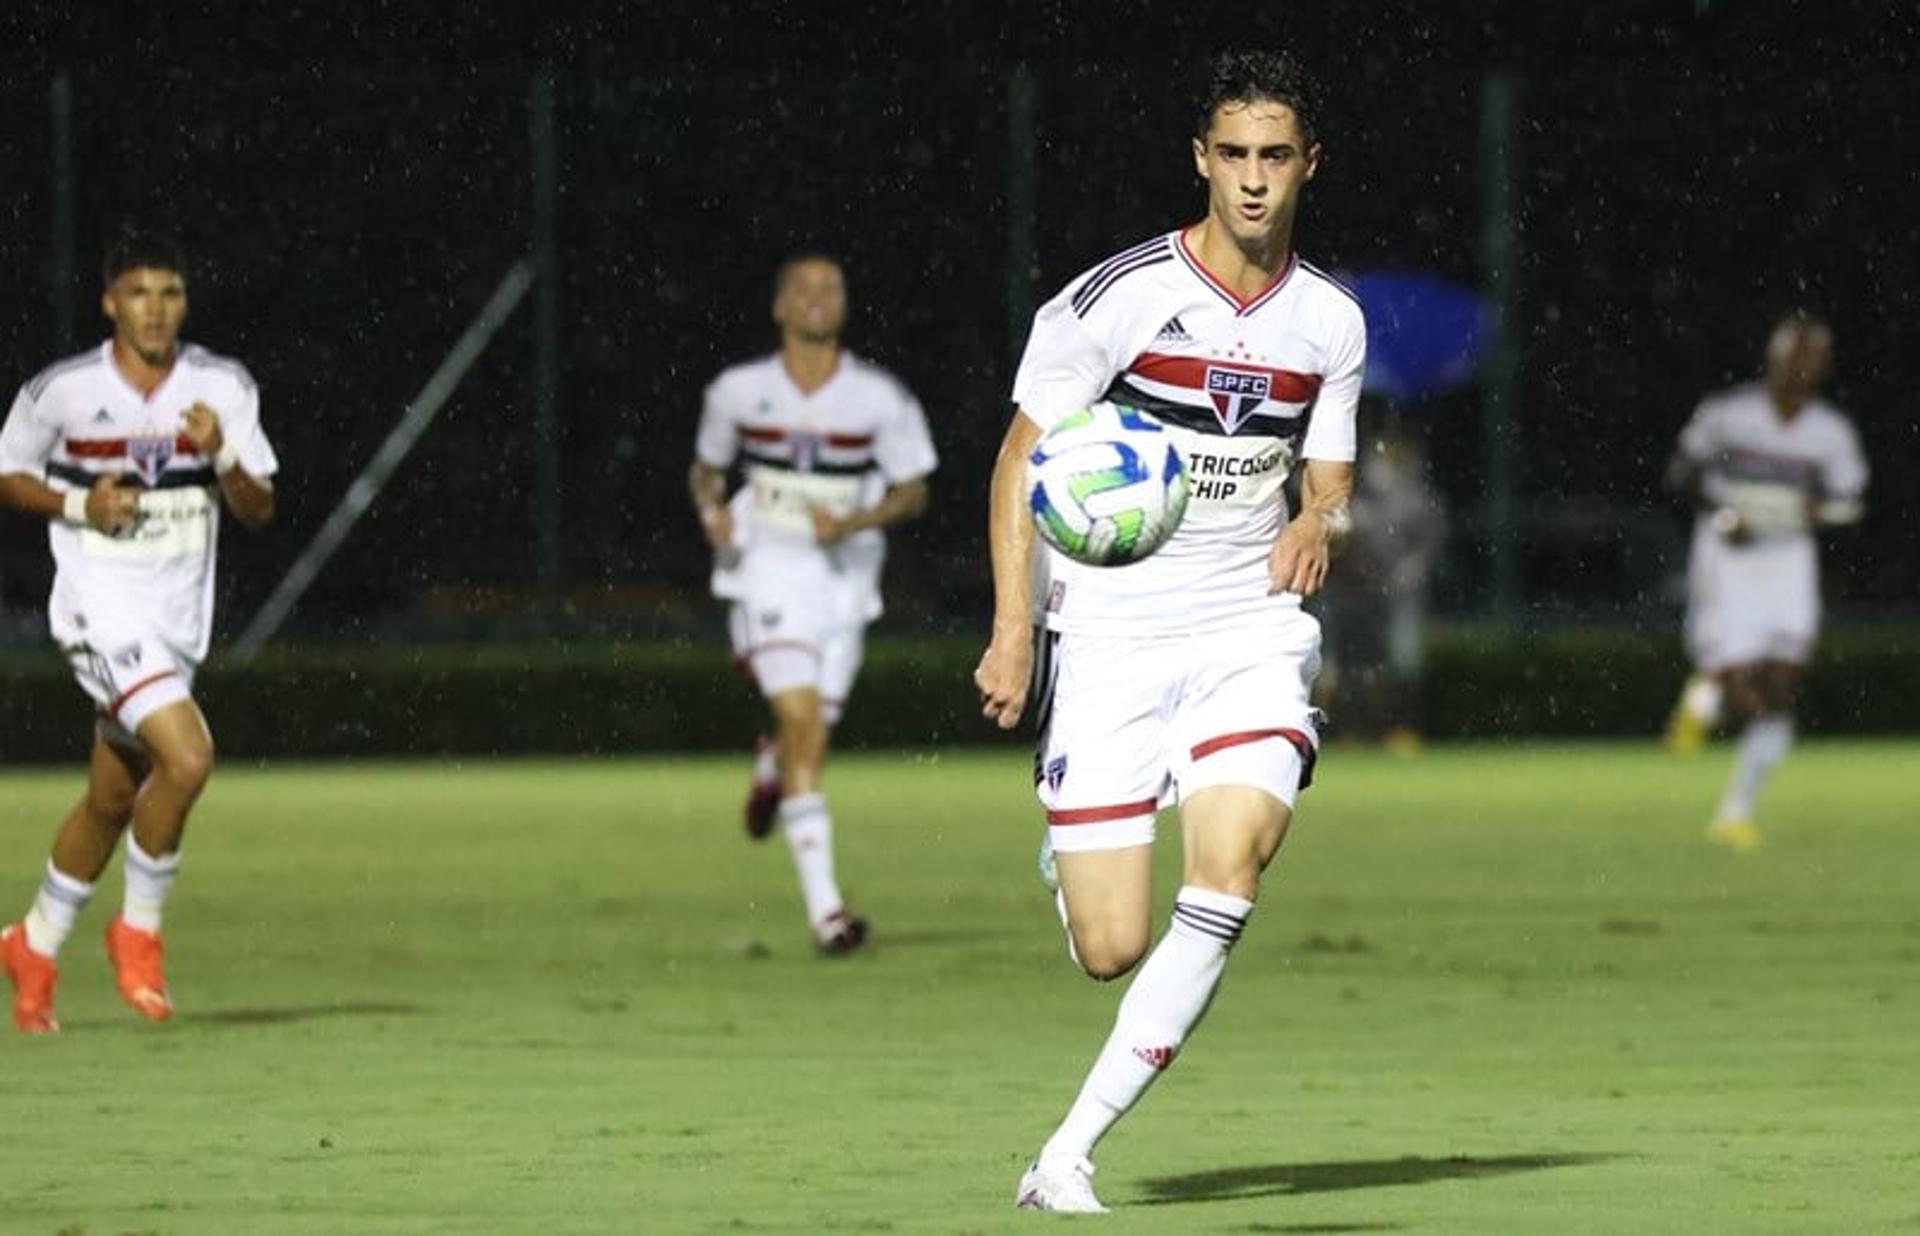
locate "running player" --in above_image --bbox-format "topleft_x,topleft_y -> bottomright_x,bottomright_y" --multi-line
690,253 -> 937,954
974,50 -> 1364,1211
0,229 -> 279,1033
1665,313 -> 1866,848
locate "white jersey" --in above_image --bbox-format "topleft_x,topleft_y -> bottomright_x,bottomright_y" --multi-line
695,351 -> 937,624
1677,382 -> 1866,668
1012,229 -> 1366,636
0,341 -> 279,661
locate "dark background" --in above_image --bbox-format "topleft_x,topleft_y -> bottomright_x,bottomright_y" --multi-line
1,1 -> 1914,649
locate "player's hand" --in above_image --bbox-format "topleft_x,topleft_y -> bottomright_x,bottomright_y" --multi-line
974,625 -> 1034,730
180,402 -> 224,457
1269,510 -> 1333,596
1709,507 -> 1753,546
698,504 -> 734,550
87,473 -> 141,536
809,505 -> 853,546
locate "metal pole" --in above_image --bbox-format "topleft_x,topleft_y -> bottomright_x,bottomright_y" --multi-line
231,259 -> 537,663
49,69 -> 76,352
1478,71 -> 1523,627
1006,65 -> 1038,372
529,70 -> 563,596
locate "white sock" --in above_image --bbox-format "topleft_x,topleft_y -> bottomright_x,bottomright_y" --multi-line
1682,674 -> 1723,726
1718,715 -> 1794,821
1038,885 -> 1253,1164
752,736 -> 778,788
779,794 -> 844,934
122,836 -> 182,934
23,861 -> 95,958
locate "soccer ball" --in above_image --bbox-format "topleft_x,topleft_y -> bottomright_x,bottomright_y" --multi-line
1026,403 -> 1190,566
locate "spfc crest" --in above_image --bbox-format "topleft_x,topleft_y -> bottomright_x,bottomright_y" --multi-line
1205,366 -> 1271,434
1044,755 -> 1068,794
127,435 -> 175,486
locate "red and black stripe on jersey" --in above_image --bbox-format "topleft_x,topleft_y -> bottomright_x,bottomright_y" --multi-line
736,426 -> 878,477
1102,351 -> 1323,440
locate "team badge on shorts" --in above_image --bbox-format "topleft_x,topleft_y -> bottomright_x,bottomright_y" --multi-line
1044,755 -> 1068,794
128,435 -> 176,486
1205,366 -> 1272,434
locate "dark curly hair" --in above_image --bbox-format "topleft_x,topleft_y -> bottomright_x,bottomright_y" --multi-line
103,227 -> 188,286
1195,50 -> 1325,147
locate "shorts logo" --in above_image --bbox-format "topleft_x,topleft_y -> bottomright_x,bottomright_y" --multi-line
1046,580 -> 1066,614
761,610 -> 782,630
128,435 -> 175,485
1205,366 -> 1271,434
1044,755 -> 1067,793
112,643 -> 143,669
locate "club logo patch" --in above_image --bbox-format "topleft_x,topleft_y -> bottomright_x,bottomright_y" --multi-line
127,435 -> 175,486
1044,755 -> 1068,793
1205,366 -> 1271,434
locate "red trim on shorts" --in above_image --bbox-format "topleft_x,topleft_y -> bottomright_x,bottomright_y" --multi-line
1046,797 -> 1159,826
1189,726 -> 1317,790
109,670 -> 181,719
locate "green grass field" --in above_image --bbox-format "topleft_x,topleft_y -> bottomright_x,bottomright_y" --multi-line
2,742 -> 1916,1234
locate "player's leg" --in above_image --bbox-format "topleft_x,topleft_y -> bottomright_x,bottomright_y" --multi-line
729,610 -> 784,840
1707,661 -> 1769,848
97,693 -> 213,1021
4,735 -> 143,1033
1665,671 -> 1724,755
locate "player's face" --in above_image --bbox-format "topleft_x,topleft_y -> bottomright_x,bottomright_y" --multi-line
773,260 -> 847,344
1765,323 -> 1832,397
1192,101 -> 1320,249
102,266 -> 188,367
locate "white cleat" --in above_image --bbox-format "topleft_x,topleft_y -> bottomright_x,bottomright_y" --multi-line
1015,1156 -> 1107,1213
1037,835 -> 1060,892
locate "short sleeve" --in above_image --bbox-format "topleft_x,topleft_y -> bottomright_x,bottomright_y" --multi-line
1009,291 -> 1125,430
1300,297 -> 1366,463
225,370 -> 279,478
873,380 -> 938,483
1677,398 -> 1720,463
694,375 -> 738,468
0,385 -> 58,477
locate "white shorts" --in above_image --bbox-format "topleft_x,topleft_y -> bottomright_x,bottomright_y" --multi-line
65,629 -> 199,750
729,599 -> 865,722
1686,534 -> 1819,671
1033,616 -> 1323,854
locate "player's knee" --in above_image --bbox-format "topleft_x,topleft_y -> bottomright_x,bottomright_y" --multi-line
159,734 -> 216,793
1069,925 -> 1149,981
82,785 -> 136,826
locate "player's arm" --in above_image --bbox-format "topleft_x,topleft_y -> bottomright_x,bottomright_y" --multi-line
811,476 -> 929,544
1269,458 -> 1354,597
0,391 -> 140,533
688,459 -> 733,549
180,401 -> 274,529
974,411 -> 1044,730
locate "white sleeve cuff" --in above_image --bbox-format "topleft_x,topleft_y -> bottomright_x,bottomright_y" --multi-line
61,487 -> 89,527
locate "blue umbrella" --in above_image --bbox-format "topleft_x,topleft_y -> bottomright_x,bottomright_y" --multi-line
1345,271 -> 1490,404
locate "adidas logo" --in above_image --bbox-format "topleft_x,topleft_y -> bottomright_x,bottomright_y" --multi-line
1133,1045 -> 1177,1071
91,408 -> 113,424
1153,315 -> 1192,343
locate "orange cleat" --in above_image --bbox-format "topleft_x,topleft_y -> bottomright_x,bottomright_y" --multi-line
105,918 -> 173,1022
2,923 -> 60,1034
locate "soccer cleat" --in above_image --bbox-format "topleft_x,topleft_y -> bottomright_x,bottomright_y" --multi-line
1706,817 -> 1760,852
1665,704 -> 1709,756
2,923 -> 60,1034
1015,1156 -> 1107,1213
744,737 -> 780,841
105,918 -> 173,1022
816,910 -> 870,956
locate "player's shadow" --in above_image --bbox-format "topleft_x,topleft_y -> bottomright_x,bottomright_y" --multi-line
1139,1152 -> 1617,1206
176,1000 -> 425,1027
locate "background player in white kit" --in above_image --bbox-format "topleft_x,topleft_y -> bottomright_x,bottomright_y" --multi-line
689,253 -> 937,954
1664,313 -> 1866,848
975,51 -> 1364,1212
0,230 -> 278,1033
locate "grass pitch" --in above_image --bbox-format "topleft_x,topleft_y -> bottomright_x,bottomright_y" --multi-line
1,741 -> 1916,1234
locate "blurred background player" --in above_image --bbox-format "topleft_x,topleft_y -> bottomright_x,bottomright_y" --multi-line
1317,411 -> 1446,748
689,253 -> 937,954
1664,312 -> 1866,847
975,50 -> 1363,1212
0,229 -> 278,1033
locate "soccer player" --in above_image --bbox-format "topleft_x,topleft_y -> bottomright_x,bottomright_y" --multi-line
0,230 -> 278,1033
689,253 -> 937,954
1665,313 -> 1866,848
974,51 -> 1364,1211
